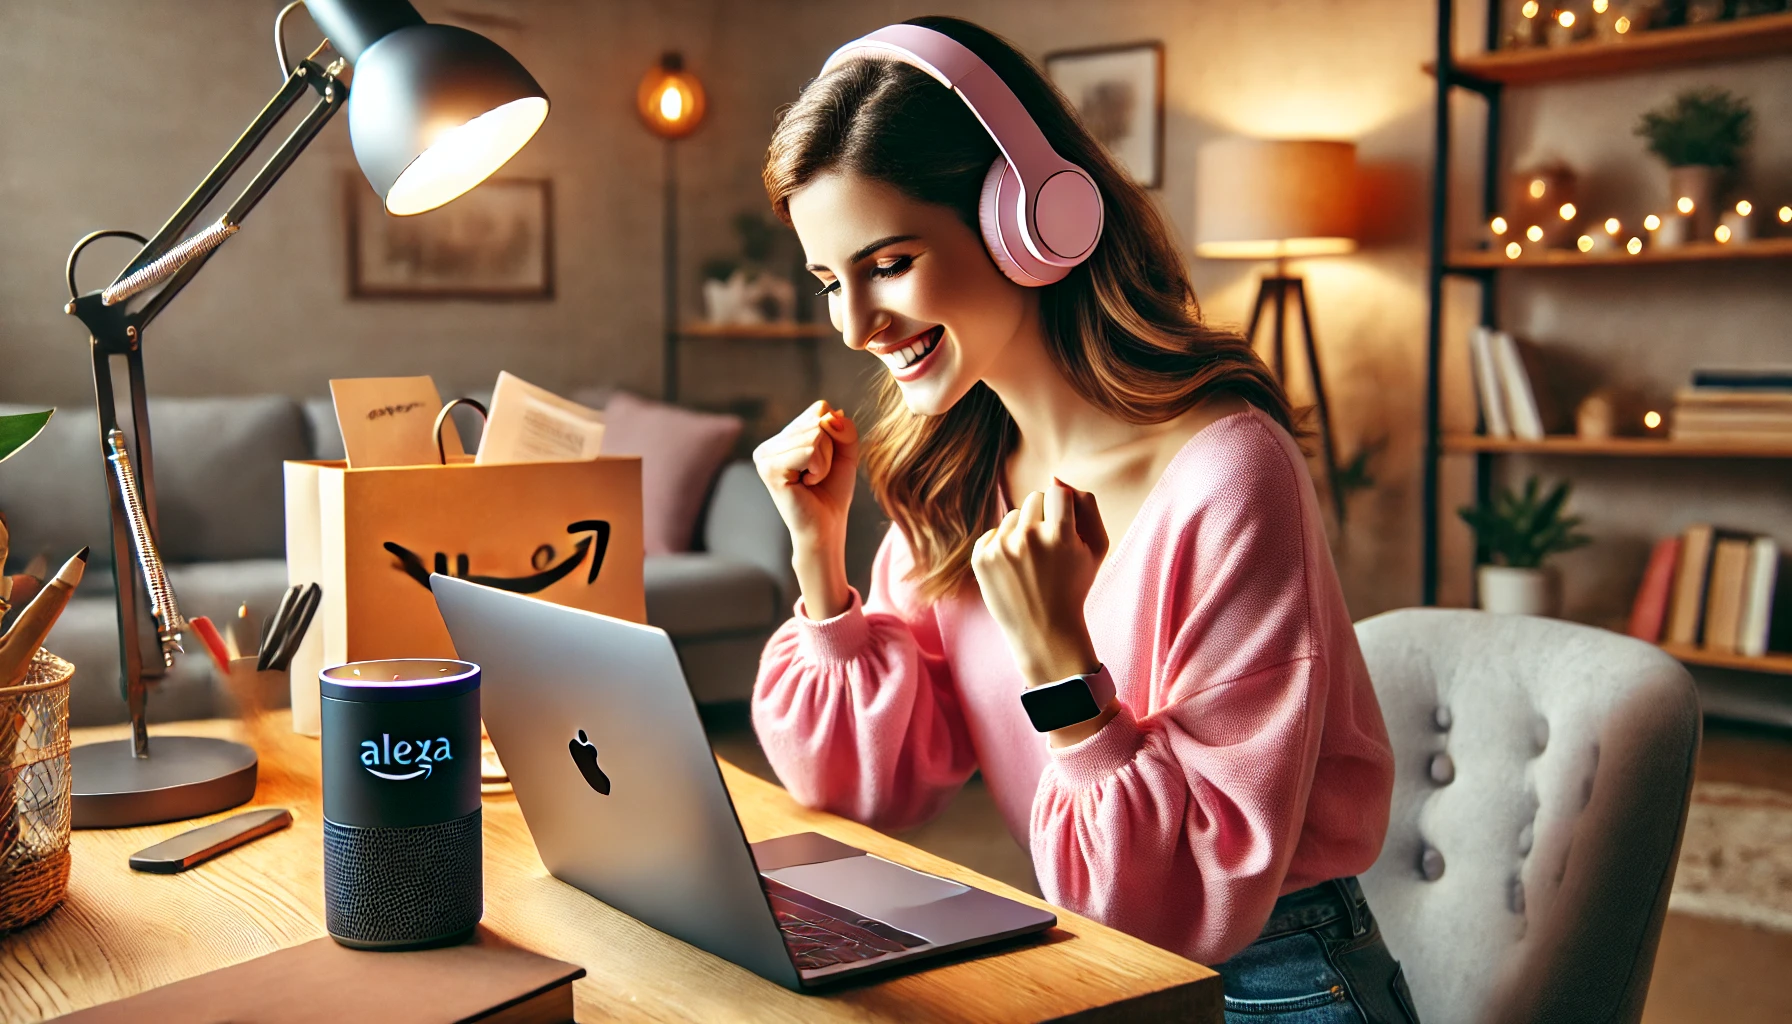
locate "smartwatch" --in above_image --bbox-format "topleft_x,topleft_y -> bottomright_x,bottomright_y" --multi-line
1020,665 -> 1116,733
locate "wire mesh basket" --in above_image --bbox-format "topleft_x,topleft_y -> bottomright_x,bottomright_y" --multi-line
0,649 -> 72,933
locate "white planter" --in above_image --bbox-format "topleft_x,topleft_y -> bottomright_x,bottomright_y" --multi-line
1477,565 -> 1560,617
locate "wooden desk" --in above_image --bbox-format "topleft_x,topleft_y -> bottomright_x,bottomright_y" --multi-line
0,720 -> 1220,1023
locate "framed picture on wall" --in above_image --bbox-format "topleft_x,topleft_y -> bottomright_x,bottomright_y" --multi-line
1044,41 -> 1164,189
346,175 -> 554,299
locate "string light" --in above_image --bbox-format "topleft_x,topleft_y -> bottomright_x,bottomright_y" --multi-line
1490,215 -> 1509,235
1715,224 -> 1732,243
1604,217 -> 1621,235
1615,15 -> 1631,33
1558,202 -> 1577,220
1626,236 -> 1643,254
1644,213 -> 1662,230
1577,235 -> 1594,252
1676,196 -> 1695,215
1557,10 -> 1576,27
1592,0 -> 1609,11
1735,200 -> 1752,217
1522,0 -> 1540,17
1643,410 -> 1662,430
1505,241 -> 1523,259
1780,206 -> 1792,224
1526,224 -> 1544,242
1529,178 -> 1547,199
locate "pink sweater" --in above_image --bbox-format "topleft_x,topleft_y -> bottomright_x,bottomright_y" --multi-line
751,407 -> 1394,965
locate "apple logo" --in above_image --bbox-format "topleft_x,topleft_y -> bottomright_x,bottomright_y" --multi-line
568,729 -> 611,795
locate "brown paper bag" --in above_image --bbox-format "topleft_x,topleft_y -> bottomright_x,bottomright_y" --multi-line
284,457 -> 644,734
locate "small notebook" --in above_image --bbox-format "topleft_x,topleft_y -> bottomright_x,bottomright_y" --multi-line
57,927 -> 584,1023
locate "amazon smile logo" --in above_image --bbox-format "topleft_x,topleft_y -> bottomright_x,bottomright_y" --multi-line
385,519 -> 612,595
360,733 -> 454,781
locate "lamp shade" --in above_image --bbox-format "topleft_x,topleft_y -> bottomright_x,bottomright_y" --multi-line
1194,138 -> 1357,260
307,0 -> 549,215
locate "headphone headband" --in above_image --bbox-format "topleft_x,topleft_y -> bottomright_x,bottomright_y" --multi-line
821,24 -> 1102,271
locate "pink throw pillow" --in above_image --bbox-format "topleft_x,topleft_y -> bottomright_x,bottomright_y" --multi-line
602,392 -> 743,554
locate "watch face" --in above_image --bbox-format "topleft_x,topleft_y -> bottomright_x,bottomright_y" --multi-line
1021,678 -> 1102,732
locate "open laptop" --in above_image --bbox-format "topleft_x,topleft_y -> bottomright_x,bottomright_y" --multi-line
431,575 -> 1056,990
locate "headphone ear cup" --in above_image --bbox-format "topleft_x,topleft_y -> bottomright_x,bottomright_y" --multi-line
977,158 -> 1066,288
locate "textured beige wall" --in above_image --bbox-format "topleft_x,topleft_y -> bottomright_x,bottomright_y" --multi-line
5,0 -> 1788,634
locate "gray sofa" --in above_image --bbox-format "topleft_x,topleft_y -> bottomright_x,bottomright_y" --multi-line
0,394 -> 799,726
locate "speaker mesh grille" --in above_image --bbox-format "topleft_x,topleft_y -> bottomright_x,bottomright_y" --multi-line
324,809 -> 482,945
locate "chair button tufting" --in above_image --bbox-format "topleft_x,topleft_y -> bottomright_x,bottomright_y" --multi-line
1510,878 -> 1526,915
1420,844 -> 1446,881
1531,716 -> 1550,753
1433,706 -> 1452,731
1518,822 -> 1534,855
1428,752 -> 1455,785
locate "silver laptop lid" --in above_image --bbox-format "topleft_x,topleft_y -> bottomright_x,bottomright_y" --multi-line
431,574 -> 800,989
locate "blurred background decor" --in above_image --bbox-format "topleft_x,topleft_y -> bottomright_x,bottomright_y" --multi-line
347,175 -> 554,299
1458,475 -> 1592,616
1044,41 -> 1163,188
1635,87 -> 1755,239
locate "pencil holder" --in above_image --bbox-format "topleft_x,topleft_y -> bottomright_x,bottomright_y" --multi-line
0,650 -> 73,933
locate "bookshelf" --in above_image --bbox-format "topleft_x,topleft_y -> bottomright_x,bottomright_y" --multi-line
1443,435 -> 1792,459
1421,5 -> 1792,676
1447,237 -> 1792,271
1660,644 -> 1792,677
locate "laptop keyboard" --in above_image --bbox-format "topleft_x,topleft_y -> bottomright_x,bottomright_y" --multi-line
762,876 -> 927,971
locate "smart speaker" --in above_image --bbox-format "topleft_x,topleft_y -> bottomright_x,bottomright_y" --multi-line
320,659 -> 482,949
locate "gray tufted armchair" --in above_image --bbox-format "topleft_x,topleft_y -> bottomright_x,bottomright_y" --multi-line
1354,609 -> 1700,1024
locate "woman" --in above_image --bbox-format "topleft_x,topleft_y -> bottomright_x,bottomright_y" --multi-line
751,16 -> 1410,1022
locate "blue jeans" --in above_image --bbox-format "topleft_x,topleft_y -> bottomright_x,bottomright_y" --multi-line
1216,877 -> 1420,1023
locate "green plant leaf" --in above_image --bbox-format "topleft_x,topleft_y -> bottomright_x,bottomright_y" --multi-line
0,409 -> 52,465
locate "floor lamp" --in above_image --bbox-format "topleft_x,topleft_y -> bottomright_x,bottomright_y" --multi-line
1195,138 -> 1358,523
60,0 -> 547,827
638,53 -> 707,402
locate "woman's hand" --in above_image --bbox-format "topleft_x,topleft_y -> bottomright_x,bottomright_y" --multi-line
753,400 -> 859,620
971,479 -> 1109,690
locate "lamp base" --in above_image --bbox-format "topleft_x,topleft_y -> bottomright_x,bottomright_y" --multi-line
71,736 -> 258,829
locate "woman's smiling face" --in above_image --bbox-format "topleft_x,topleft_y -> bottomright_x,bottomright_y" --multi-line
787,170 -> 1035,416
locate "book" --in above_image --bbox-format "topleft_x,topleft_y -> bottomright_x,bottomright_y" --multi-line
1469,326 -> 1511,438
1627,536 -> 1682,643
1664,524 -> 1716,646
1739,539 -> 1780,658
1704,537 -> 1753,654
1691,369 -> 1792,390
1492,331 -> 1545,441
57,928 -> 585,1023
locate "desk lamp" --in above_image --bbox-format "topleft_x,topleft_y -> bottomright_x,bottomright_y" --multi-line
1194,137 -> 1357,523
60,0 -> 548,827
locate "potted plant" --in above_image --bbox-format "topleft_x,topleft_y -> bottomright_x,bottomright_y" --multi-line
1634,88 -> 1754,238
1458,475 -> 1591,617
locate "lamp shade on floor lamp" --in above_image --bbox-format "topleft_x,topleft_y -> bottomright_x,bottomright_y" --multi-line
1194,138 -> 1357,259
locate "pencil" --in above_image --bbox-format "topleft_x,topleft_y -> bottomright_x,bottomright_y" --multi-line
0,547 -> 87,690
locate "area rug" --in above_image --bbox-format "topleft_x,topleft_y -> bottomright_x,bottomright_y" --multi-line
1670,782 -> 1792,933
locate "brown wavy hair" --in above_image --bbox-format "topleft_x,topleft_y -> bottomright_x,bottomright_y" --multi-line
764,16 -> 1296,602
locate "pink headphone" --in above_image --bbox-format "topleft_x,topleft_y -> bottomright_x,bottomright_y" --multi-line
822,24 -> 1104,287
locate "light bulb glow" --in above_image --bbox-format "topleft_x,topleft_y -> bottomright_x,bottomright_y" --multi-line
1558,10 -> 1575,27
1715,224 -> 1732,243
1529,178 -> 1546,199
1644,213 -> 1662,230
1626,236 -> 1643,254
1676,196 -> 1695,215
1593,0 -> 1609,12
1604,217 -> 1621,235
1559,202 -> 1577,220
1735,200 -> 1752,217
1615,15 -> 1631,32
1643,410 -> 1662,429
1490,216 -> 1509,235
1505,241 -> 1523,259
1577,235 -> 1594,252
658,84 -> 684,122
384,97 -> 550,216
1522,0 -> 1540,16
1781,206 -> 1792,224
1526,224 -> 1544,242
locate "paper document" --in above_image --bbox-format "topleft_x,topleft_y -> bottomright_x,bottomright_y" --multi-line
475,372 -> 605,465
330,376 -> 462,468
